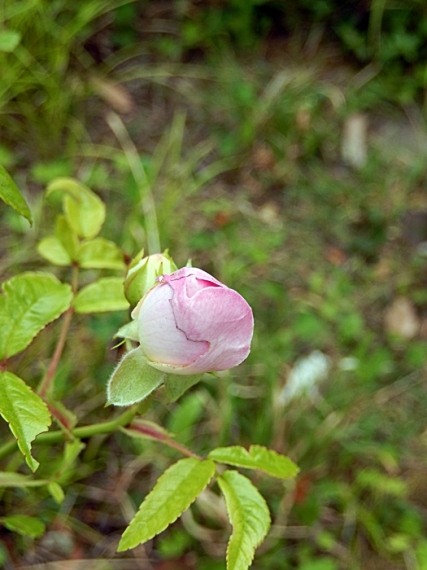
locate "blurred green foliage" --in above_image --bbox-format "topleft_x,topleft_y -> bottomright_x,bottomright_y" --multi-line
1,0 -> 427,568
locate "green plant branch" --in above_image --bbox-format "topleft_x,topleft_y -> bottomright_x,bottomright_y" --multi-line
0,405 -> 139,464
106,111 -> 160,255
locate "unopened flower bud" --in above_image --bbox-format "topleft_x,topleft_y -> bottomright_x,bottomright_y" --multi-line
124,252 -> 177,306
132,267 -> 254,375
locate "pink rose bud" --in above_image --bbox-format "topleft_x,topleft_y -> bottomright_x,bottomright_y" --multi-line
133,267 -> 254,375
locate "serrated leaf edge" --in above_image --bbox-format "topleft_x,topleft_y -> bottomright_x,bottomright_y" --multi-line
118,458 -> 216,551
218,471 -> 271,570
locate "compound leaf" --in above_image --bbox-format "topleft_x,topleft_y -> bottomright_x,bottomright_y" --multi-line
0,372 -> 51,471
218,470 -> 270,570
0,272 -> 73,359
47,177 -> 105,239
118,457 -> 216,551
209,445 -> 298,480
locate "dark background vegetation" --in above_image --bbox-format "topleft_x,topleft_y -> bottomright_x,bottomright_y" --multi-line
2,0 -> 427,568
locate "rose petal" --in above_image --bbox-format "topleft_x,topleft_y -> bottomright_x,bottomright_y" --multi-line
137,282 -> 209,367
168,277 -> 253,373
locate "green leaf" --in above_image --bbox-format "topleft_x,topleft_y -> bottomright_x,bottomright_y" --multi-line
107,348 -> 164,406
0,372 -> 51,472
47,481 -> 65,504
0,472 -> 46,487
114,320 -> 139,342
0,164 -> 32,224
37,236 -> 72,266
2,515 -> 45,538
55,214 -> 79,260
209,445 -> 299,480
0,30 -> 21,52
118,457 -> 216,551
164,373 -> 203,403
74,277 -> 129,313
78,238 -> 125,269
218,470 -> 270,570
47,177 -> 105,239
0,272 -> 73,359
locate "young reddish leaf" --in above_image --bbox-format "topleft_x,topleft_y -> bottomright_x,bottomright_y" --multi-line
118,458 -> 216,552
209,445 -> 298,480
218,470 -> 270,570
121,419 -> 172,443
0,372 -> 51,471
0,164 -> 32,224
107,348 -> 164,406
74,277 -> 129,313
0,272 -> 73,359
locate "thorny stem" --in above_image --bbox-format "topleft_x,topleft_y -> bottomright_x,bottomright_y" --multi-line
38,266 -> 79,398
0,405 -> 139,463
106,111 -> 161,255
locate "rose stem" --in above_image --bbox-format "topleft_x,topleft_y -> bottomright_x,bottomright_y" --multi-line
38,265 -> 79,399
0,405 -> 139,462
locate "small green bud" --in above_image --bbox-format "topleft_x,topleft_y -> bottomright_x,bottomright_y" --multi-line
124,251 -> 178,306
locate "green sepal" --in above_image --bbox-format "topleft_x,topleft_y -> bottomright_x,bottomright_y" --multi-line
74,277 -> 129,313
124,250 -> 177,306
107,348 -> 164,406
78,238 -> 125,270
114,320 -> 139,342
163,373 -> 203,403
218,470 -> 271,570
2,515 -> 45,538
0,164 -> 32,224
118,457 -> 216,551
209,445 -> 299,480
0,272 -> 73,359
47,177 -> 105,239
0,372 -> 51,472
